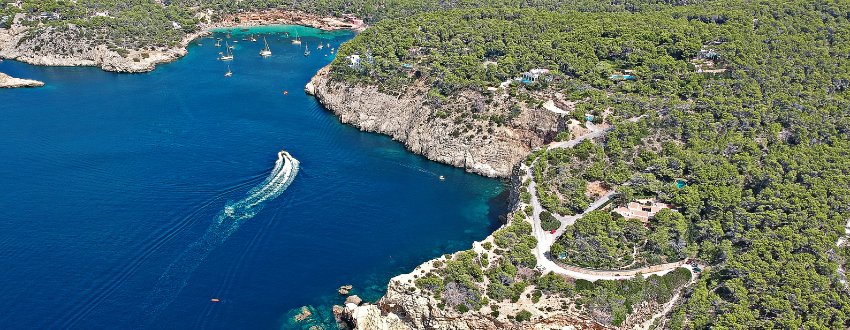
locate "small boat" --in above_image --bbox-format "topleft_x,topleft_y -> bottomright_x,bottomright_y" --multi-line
219,41 -> 234,61
250,35 -> 257,42
317,43 -> 323,50
211,298 -> 221,303
214,38 -> 221,47
439,175 -> 445,181
259,37 -> 272,57
224,65 -> 232,77
326,43 -> 330,48
283,91 -> 289,95
304,45 -> 310,56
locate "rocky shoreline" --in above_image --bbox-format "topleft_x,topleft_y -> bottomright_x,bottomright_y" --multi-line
0,10 -> 365,73
327,167 -> 607,330
0,72 -> 44,88
305,66 -> 561,178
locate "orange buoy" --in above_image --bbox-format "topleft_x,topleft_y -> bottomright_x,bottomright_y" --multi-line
211,298 -> 221,303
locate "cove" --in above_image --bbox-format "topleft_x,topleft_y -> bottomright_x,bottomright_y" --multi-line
0,26 -> 507,329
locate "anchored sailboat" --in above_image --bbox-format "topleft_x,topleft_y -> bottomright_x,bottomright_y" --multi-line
304,44 -> 310,57
225,64 -> 232,77
259,37 -> 272,57
291,31 -> 302,45
219,41 -> 234,61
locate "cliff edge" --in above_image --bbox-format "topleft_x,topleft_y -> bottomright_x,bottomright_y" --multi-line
306,66 -> 562,178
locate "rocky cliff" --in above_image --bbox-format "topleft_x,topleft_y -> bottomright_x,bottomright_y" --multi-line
306,66 -> 563,178
333,253 -> 607,330
0,72 -> 44,88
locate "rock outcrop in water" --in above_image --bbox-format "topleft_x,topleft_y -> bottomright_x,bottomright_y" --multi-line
0,72 -> 44,88
306,66 -> 563,178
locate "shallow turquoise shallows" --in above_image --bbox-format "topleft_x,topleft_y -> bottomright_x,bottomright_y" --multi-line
0,26 -> 506,329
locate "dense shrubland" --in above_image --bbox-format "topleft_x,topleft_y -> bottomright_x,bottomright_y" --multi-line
341,1 -> 850,327
552,209 -> 691,269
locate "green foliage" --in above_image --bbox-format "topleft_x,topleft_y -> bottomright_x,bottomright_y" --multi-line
415,274 -> 444,292
580,268 -> 692,326
515,309 -> 532,322
534,272 -> 574,296
492,219 -> 537,268
539,210 -> 560,231
557,211 -> 645,268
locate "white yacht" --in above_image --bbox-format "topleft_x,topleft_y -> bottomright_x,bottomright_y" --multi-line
219,41 -> 234,61
259,37 -> 272,57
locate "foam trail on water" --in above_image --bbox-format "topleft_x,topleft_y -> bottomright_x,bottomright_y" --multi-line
225,151 -> 300,219
140,151 -> 299,324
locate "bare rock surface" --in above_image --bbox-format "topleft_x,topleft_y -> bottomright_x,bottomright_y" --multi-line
0,72 -> 43,88
307,66 -> 562,178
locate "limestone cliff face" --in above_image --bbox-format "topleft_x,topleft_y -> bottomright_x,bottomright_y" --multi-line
306,66 -> 562,178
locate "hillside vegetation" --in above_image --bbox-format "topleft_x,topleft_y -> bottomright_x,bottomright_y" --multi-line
334,1 -> 850,328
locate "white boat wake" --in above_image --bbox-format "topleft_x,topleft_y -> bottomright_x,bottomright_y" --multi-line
224,151 -> 300,220
141,150 -> 299,323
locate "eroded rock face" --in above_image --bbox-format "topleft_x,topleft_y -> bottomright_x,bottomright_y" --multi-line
337,274 -> 606,330
307,66 -> 562,178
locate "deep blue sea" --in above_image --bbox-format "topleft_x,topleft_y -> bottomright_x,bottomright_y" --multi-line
0,26 -> 506,329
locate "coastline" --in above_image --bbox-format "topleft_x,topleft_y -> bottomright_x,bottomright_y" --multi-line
0,10 -> 366,73
305,66 -> 562,178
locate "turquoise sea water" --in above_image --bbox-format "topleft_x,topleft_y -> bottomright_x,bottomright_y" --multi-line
0,26 -> 507,329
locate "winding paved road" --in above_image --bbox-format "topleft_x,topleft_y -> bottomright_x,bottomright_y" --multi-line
523,119 -> 687,281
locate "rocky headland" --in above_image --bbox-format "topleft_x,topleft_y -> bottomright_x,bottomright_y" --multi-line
0,72 -> 43,88
0,10 -> 365,73
306,66 -> 563,178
